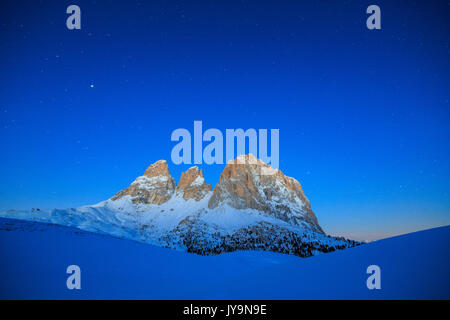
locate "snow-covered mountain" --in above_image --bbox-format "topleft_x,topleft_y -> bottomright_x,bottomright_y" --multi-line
0,155 -> 360,257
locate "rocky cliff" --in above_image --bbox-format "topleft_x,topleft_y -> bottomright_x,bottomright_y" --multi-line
112,160 -> 176,205
208,154 -> 323,233
176,166 -> 212,201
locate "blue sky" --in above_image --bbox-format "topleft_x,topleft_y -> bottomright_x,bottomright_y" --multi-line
0,0 -> 449,240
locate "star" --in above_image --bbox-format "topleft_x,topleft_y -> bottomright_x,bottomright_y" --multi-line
90,84 -> 94,88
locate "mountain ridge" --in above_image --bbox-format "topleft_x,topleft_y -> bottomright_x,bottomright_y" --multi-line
0,154 -> 360,257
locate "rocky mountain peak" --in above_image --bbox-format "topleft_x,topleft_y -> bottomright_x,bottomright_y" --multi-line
111,160 -> 176,205
208,154 -> 322,232
143,160 -> 171,178
176,166 -> 212,201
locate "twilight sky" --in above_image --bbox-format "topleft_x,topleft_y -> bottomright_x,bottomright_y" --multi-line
0,0 -> 449,241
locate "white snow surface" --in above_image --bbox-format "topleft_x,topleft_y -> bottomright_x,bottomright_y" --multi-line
190,175 -> 205,187
128,175 -> 171,192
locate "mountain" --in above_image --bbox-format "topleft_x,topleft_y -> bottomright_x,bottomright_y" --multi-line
0,155 -> 359,257
209,154 -> 323,233
111,160 -> 177,205
176,166 -> 212,201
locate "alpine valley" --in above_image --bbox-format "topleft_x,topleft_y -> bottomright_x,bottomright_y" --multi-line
0,154 -> 360,257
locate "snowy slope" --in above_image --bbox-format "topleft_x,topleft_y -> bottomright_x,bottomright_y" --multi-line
0,217 -> 448,299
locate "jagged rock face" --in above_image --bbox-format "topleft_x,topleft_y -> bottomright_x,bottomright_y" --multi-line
176,167 -> 212,201
112,160 -> 176,205
208,154 -> 322,232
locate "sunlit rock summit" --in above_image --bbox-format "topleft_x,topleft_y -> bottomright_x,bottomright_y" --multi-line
112,160 -> 176,205
176,166 -> 212,201
209,154 -> 323,233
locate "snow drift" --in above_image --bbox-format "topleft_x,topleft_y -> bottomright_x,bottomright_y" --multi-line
0,217 -> 448,299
